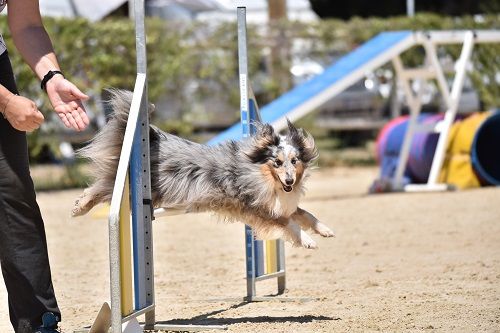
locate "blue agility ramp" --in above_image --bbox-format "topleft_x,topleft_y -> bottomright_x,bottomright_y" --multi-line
208,30 -> 415,145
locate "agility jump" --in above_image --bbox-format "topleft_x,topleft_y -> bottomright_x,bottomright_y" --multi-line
75,3 -> 332,332
236,7 -> 286,300
77,0 -> 225,332
155,7 -> 288,301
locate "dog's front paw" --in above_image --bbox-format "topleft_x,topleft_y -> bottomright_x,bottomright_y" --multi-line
315,222 -> 335,238
299,230 -> 318,249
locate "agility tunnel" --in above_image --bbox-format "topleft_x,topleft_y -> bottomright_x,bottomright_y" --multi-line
375,111 -> 500,189
470,111 -> 500,186
375,113 -> 444,186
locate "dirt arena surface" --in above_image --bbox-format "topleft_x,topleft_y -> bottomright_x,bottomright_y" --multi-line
1,166 -> 499,332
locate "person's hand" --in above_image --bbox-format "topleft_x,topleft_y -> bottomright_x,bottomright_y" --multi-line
2,94 -> 45,132
46,75 -> 90,131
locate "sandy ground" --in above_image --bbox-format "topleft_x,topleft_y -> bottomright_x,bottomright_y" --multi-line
1,166 -> 499,332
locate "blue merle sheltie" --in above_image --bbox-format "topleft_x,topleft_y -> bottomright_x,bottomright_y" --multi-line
72,90 -> 334,249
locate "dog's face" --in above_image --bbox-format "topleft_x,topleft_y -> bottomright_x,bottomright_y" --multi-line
245,120 -> 318,193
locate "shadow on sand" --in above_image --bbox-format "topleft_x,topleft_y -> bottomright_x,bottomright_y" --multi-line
154,301 -> 340,327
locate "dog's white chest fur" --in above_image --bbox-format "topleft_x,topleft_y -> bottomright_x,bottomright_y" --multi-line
271,189 -> 301,218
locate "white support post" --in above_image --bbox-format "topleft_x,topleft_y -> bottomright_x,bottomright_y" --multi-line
425,31 -> 475,186
391,56 -> 423,190
421,36 -> 452,108
108,74 -> 147,333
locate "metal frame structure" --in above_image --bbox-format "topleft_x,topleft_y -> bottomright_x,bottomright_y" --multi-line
391,31 -> 497,191
277,30 -> 492,133
237,7 -> 286,302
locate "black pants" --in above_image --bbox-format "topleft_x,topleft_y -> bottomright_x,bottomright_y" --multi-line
0,51 -> 60,332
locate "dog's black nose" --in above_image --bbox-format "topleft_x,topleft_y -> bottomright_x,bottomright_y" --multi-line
285,178 -> 294,186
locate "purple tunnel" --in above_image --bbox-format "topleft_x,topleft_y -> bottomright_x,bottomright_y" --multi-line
376,114 -> 444,183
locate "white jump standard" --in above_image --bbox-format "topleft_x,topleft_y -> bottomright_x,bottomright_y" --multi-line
77,0 -> 226,332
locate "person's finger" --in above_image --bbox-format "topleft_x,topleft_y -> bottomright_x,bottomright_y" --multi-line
65,112 -> 80,131
77,107 -> 90,126
55,105 -> 76,129
78,109 -> 90,126
20,124 -> 34,132
33,117 -> 44,126
33,110 -> 45,124
25,124 -> 37,132
58,113 -> 72,129
31,121 -> 42,130
71,109 -> 86,131
67,100 -> 90,127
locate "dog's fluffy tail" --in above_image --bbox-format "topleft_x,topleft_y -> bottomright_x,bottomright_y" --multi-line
78,89 -> 146,192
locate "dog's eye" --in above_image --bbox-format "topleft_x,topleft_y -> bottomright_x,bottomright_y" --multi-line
274,160 -> 283,167
291,158 -> 297,165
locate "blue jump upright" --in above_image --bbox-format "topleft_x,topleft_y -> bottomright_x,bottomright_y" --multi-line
237,7 -> 286,301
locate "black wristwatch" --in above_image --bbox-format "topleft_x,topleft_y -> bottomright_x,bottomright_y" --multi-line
41,70 -> 64,91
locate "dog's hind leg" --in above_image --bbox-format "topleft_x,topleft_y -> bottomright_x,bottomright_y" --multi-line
292,207 -> 335,237
72,184 -> 108,217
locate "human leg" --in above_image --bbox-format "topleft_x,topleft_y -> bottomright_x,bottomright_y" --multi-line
0,51 -> 60,332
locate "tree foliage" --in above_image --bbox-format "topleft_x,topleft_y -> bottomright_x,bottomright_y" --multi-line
0,13 -> 498,138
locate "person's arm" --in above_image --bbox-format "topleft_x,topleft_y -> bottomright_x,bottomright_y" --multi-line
7,0 -> 89,131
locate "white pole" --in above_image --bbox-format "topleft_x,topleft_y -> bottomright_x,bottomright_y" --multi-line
426,31 -> 475,185
129,0 -> 135,19
407,0 -> 415,17
391,56 -> 422,190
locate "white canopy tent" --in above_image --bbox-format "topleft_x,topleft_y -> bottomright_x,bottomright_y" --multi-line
39,0 -> 127,21
37,0 -> 318,23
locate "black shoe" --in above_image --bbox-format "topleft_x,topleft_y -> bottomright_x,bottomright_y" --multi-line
33,312 -> 60,333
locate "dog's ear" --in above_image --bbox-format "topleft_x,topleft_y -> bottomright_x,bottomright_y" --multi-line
254,122 -> 280,147
243,123 -> 279,163
287,119 -> 318,164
